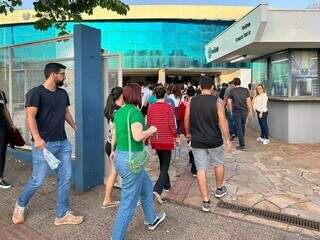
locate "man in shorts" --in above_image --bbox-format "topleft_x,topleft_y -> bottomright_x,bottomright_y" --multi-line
185,76 -> 232,212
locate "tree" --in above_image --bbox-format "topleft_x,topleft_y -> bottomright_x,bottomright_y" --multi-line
0,0 -> 129,35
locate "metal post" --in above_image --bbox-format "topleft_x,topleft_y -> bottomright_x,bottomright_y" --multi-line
8,46 -> 13,117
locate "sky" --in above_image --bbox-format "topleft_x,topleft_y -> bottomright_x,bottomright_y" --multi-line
19,0 -> 313,10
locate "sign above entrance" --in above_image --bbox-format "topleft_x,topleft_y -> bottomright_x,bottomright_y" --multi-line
205,4 -> 268,63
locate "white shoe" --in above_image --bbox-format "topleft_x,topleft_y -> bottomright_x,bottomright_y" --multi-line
263,139 -> 270,145
256,137 -> 264,142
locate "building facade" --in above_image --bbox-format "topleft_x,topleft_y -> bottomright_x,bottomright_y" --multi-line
206,4 -> 320,143
0,5 -> 251,84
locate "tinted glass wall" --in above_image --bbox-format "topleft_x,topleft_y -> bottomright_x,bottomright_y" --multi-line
251,50 -> 320,97
0,20 -> 248,70
291,50 -> 319,96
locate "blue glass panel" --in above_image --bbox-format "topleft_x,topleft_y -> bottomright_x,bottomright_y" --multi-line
0,20 -> 250,70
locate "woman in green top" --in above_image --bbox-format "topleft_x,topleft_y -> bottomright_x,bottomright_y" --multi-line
110,83 -> 166,240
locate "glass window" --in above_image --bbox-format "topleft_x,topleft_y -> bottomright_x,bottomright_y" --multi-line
269,52 -> 289,96
252,57 -> 267,90
7,39 -> 75,154
0,20 -> 252,71
291,50 -> 319,96
0,48 -> 9,95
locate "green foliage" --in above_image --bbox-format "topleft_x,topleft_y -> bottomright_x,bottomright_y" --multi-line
0,0 -> 22,14
2,0 -> 129,35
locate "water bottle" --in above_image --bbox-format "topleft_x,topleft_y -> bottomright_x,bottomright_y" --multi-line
175,145 -> 180,158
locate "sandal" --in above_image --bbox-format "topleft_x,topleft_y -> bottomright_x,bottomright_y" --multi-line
101,200 -> 120,209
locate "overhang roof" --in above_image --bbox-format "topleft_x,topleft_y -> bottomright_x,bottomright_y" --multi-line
205,4 -> 320,63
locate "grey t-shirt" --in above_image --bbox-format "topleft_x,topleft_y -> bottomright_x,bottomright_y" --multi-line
228,87 -> 250,115
223,86 -> 234,99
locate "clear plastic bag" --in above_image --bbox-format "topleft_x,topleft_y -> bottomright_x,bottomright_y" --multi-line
43,148 -> 61,170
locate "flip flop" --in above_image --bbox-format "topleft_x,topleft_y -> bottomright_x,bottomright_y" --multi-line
101,200 -> 120,209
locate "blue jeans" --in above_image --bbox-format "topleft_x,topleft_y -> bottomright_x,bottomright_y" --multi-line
257,111 -> 269,139
233,113 -> 247,147
225,110 -> 237,136
17,139 -> 72,218
112,150 -> 157,240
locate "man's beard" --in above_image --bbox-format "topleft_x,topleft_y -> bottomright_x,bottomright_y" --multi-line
56,80 -> 64,87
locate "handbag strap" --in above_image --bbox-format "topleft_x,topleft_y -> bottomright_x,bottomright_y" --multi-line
127,108 -> 133,159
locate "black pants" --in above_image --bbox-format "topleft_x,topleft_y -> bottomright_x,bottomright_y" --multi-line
0,125 -> 9,178
154,150 -> 171,194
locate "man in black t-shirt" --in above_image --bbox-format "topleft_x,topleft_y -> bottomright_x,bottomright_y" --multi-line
12,63 -> 83,226
0,90 -> 15,189
184,76 -> 232,212
228,77 -> 253,151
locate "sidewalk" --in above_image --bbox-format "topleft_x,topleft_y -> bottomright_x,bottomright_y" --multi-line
1,127 -> 320,239
163,128 -> 320,238
0,156 -> 315,240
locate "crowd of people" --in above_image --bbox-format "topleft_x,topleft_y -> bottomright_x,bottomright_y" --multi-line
0,62 -> 270,240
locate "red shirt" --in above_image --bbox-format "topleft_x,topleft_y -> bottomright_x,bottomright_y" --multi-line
147,102 -> 177,150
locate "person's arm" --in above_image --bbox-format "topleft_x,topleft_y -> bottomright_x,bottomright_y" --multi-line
217,99 -> 232,152
246,97 -> 253,118
26,107 -> 45,149
227,98 -> 233,114
168,107 -> 177,137
184,100 -> 191,139
109,123 -> 117,161
65,107 -> 77,131
131,122 -> 157,142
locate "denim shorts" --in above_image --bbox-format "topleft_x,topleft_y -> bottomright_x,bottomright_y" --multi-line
192,145 -> 224,170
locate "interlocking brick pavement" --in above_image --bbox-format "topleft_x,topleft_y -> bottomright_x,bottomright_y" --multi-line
0,218 -> 52,240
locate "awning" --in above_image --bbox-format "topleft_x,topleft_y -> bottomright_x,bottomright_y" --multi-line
205,4 -> 320,63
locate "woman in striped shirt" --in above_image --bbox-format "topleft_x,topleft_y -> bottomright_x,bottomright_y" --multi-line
147,86 -> 177,203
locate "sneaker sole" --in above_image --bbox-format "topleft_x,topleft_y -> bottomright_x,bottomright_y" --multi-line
101,201 -> 120,209
0,185 -> 12,189
54,220 -> 83,226
215,189 -> 228,198
201,206 -> 210,212
148,212 -> 166,230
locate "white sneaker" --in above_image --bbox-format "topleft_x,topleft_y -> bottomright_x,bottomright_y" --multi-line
263,139 -> 270,145
256,137 -> 264,142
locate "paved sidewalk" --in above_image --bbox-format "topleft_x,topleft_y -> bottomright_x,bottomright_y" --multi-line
0,218 -> 52,240
1,127 -> 320,239
162,128 -> 320,238
0,158 -> 315,240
